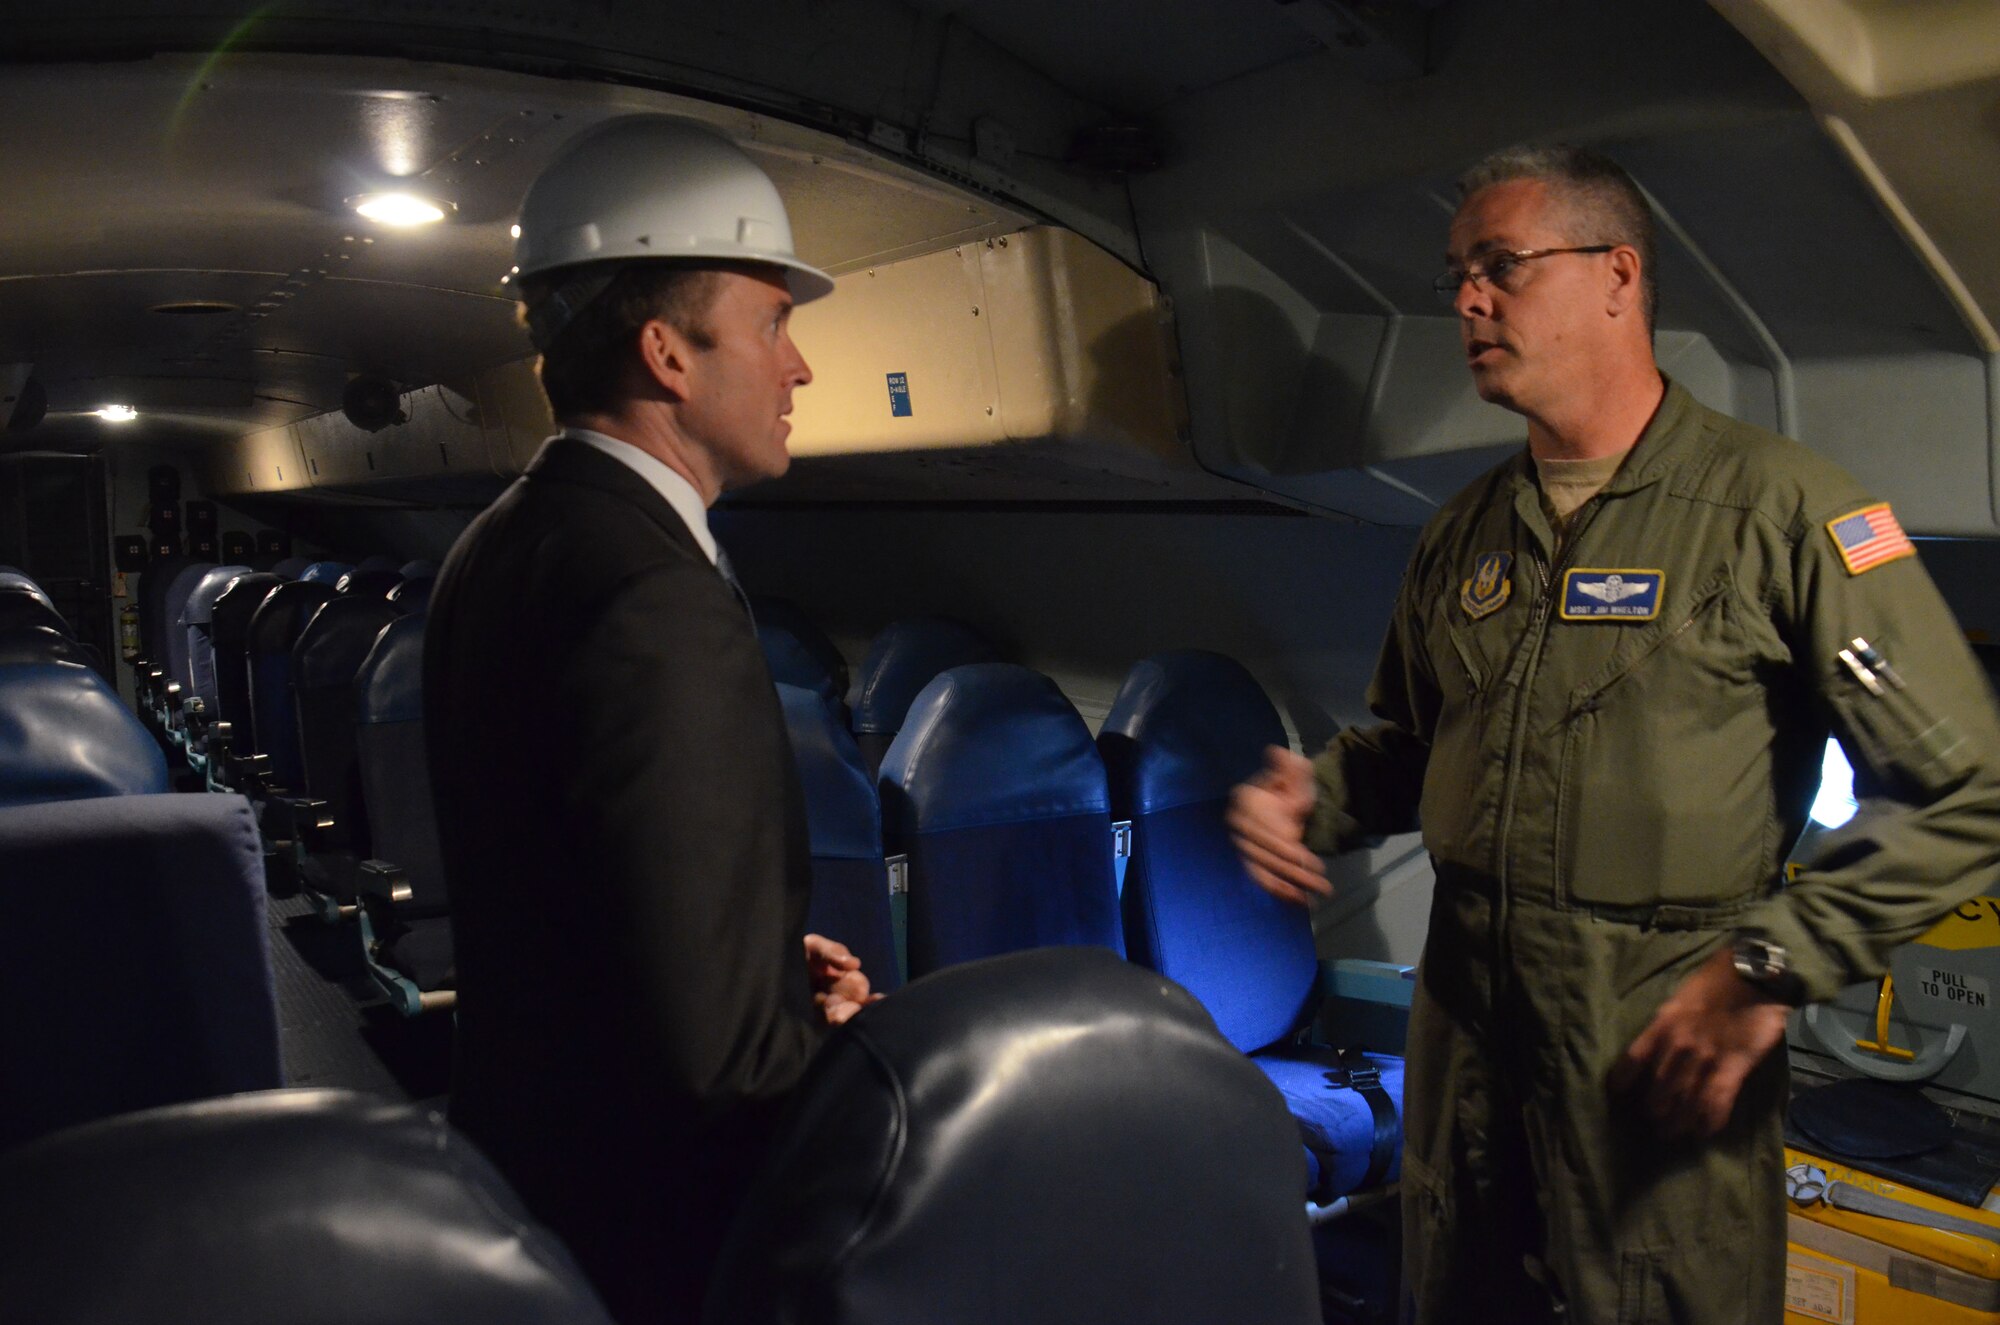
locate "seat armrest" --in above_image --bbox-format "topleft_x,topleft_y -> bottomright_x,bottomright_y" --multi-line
266,795 -> 334,850
358,859 -> 413,905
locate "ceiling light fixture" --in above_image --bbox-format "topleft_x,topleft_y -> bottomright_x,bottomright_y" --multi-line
96,405 -> 138,422
350,192 -> 450,227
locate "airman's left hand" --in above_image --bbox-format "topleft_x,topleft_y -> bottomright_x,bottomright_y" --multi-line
1608,947 -> 1792,1139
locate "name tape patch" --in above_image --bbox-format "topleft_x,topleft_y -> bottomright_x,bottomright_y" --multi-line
886,371 -> 913,418
1560,568 -> 1664,621
1826,502 -> 1914,576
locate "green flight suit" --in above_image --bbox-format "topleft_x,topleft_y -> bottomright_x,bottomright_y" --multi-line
1306,380 -> 2000,1323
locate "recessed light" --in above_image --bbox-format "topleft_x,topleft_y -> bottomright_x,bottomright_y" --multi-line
96,405 -> 138,422
350,192 -> 451,226
510,223 -> 521,239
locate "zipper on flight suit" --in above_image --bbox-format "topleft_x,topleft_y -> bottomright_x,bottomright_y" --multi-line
1490,497 -> 1604,1008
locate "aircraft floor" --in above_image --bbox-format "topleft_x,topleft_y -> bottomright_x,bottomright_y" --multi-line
266,890 -> 453,1107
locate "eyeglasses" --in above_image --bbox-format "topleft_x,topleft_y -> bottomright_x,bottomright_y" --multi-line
1432,245 -> 1614,305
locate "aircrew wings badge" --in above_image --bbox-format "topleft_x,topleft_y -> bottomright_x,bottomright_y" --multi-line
1826,502 -> 1915,576
1461,551 -> 1513,620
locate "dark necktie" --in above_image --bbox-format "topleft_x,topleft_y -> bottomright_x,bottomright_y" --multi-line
714,544 -> 755,626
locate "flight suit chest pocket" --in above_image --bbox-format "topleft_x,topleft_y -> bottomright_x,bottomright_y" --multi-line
1554,578 -> 1779,909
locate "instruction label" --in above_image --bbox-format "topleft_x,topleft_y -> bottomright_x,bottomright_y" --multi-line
1916,966 -> 1990,1009
1916,895 -> 2000,951
1785,1250 -> 1854,1324
886,372 -> 912,418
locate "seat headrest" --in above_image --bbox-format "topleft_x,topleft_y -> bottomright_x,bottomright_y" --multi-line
295,597 -> 399,691
356,615 -> 426,725
1099,651 -> 1286,816
181,565 -> 253,627
210,573 -> 285,644
853,616 -> 1000,735
269,556 -> 313,580
388,574 -> 435,615
335,568 -> 404,601
0,589 -> 70,637
0,662 -> 169,806
0,625 -> 91,667
398,559 -> 438,580
0,1088 -> 618,1325
752,599 -> 848,702
708,948 -> 1320,1325
354,554 -> 403,573
881,663 -> 1105,833
0,571 -> 53,610
246,581 -> 339,655
297,561 -> 353,585
777,683 -> 880,859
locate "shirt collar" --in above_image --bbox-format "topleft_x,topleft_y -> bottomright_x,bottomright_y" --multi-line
563,428 -> 718,566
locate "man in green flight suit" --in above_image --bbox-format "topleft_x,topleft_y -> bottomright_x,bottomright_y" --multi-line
1229,144 -> 2000,1323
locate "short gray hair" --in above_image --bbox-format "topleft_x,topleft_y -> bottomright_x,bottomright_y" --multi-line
1457,144 -> 1657,333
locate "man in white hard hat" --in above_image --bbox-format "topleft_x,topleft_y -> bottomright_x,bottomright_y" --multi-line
425,116 -> 876,1323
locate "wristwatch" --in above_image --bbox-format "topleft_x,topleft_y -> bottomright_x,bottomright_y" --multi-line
1731,933 -> 1804,1006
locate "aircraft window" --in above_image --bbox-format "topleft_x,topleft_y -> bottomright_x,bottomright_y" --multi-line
1809,738 -> 1858,829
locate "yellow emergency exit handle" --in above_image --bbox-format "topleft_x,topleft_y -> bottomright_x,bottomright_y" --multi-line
1853,973 -> 1917,1062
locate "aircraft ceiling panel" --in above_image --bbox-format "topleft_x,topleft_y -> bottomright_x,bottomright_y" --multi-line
898,0 -> 1323,112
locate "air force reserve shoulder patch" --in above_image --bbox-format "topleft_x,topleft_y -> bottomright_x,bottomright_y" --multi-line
1826,502 -> 1915,576
1461,551 -> 1513,621
1560,568 -> 1664,621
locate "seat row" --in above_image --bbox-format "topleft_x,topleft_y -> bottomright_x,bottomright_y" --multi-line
126,562 -> 1410,1212
785,641 -> 1406,1210
0,569 -> 282,1152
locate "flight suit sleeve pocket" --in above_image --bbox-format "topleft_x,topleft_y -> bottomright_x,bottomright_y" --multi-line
1826,664 -> 1976,801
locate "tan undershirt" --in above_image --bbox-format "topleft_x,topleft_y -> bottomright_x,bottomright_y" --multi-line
1535,450 -> 1630,545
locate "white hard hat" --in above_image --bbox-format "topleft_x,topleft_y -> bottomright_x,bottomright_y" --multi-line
513,116 -> 834,344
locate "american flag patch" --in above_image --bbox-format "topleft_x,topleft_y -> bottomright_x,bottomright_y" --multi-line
1826,502 -> 1915,576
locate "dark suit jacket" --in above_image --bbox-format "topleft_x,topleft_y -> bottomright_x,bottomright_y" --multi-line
424,436 -> 821,1324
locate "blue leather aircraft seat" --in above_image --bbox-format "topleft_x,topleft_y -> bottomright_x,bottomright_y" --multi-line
0,791 -> 279,1150
880,663 -> 1121,977
134,554 -> 192,666
388,572 -> 435,616
0,1089 -> 617,1325
397,559 -> 438,580
752,597 -> 848,715
209,572 -> 285,746
269,556 -> 313,580
336,566 -> 404,601
0,660 -> 169,807
851,616 -> 1001,776
354,615 -> 455,1006
180,565 -> 252,712
158,561 -> 218,698
1100,650 -> 1403,1204
0,583 -> 69,637
0,569 -> 53,607
297,560 -> 353,586
0,624 -> 95,668
777,682 -> 899,994
245,581 -> 339,791
292,596 -> 400,863
354,553 -> 402,574
706,948 -> 1321,1325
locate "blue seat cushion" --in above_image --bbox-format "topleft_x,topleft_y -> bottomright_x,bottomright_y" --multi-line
1252,1049 -> 1404,1202
905,814 -> 1122,975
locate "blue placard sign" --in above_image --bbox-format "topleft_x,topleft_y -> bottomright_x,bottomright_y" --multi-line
886,372 -> 912,418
